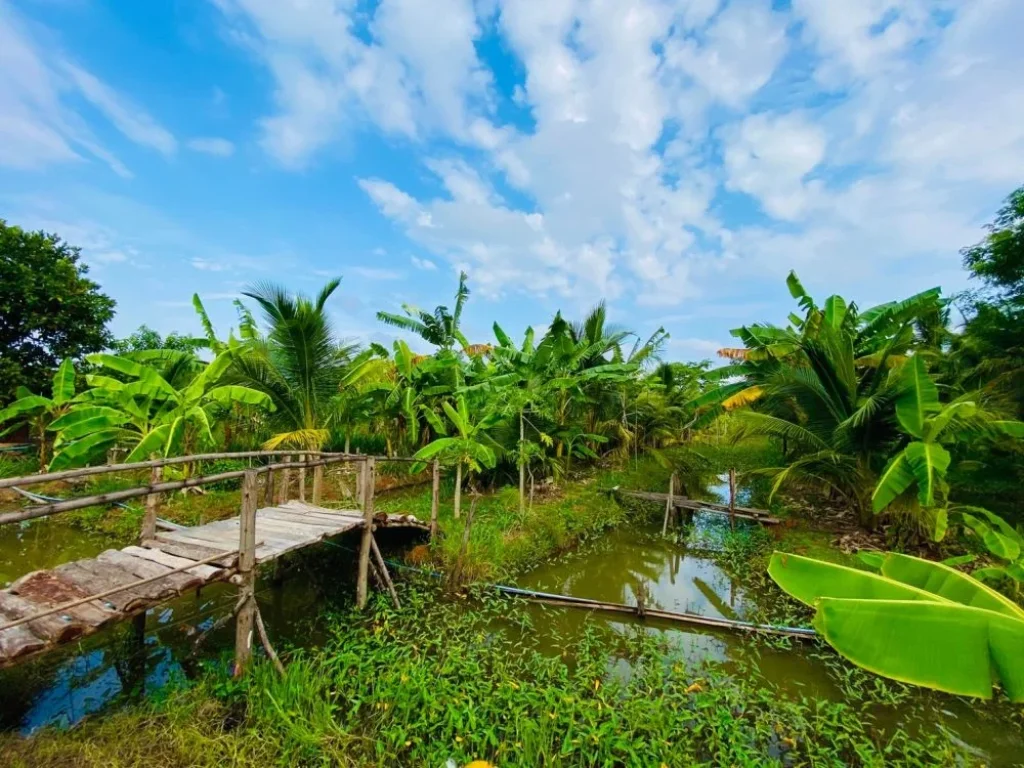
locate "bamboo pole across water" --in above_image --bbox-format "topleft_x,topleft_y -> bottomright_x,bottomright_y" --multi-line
0,457 -> 352,526
0,451 -> 355,490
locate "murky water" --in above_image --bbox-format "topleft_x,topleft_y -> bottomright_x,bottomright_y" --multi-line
1,477 -> 1022,764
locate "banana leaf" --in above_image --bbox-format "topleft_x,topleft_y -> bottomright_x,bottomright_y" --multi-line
814,598 -> 1024,701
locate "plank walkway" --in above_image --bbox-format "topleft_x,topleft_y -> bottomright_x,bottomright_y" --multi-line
613,489 -> 781,525
0,500 -> 427,666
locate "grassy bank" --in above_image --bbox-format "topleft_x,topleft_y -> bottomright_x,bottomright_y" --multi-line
2,586 -> 970,768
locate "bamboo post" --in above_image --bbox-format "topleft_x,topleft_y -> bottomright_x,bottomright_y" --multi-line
429,459 -> 440,540
356,457 -> 375,609
312,463 -> 323,505
728,468 -> 737,532
370,535 -> 400,609
278,455 -> 291,503
661,472 -> 674,535
298,454 -> 306,502
140,459 -> 161,543
234,470 -> 258,677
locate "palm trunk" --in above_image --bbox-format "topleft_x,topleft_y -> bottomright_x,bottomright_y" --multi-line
453,462 -> 463,520
345,435 -> 351,454
519,410 -> 526,516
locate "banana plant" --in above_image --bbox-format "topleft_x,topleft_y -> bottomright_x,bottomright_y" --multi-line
0,358 -> 77,466
872,356 -> 1024,540
959,507 -> 1024,596
48,351 -> 272,470
769,550 -> 1024,701
412,395 -> 500,519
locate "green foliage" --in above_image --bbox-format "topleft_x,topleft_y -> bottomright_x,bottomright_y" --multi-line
48,351 -> 272,469
770,551 -> 1024,700
0,358 -> 79,465
0,220 -> 115,404
109,325 -> 206,356
961,185 -> 1024,302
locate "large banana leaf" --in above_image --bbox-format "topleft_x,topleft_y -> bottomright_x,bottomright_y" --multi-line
814,598 -> 1024,701
51,359 -> 76,404
204,385 -> 273,409
52,413 -> 129,442
125,424 -> 172,462
768,553 -> 946,605
48,406 -> 125,432
903,441 -> 950,507
879,552 -> 1024,620
49,429 -> 122,471
0,395 -> 52,422
871,451 -> 915,512
961,511 -> 1022,562
86,353 -> 145,378
895,356 -> 939,438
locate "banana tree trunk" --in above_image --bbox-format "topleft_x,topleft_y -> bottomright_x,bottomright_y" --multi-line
519,410 -> 525,516
453,462 -> 463,520
345,435 -> 351,454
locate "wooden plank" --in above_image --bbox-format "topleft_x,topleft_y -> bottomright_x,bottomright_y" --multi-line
0,592 -> 85,643
257,509 -> 351,533
55,558 -> 175,612
276,501 -> 364,522
97,550 -> 202,592
186,521 -> 302,554
0,615 -> 45,660
160,527 -> 247,550
148,536 -> 238,567
9,571 -> 116,627
122,545 -> 223,580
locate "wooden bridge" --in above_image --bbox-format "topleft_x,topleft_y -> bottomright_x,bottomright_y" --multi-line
0,452 -> 437,670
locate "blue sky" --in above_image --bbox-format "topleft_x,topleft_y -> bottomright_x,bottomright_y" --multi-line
2,0 -> 1022,362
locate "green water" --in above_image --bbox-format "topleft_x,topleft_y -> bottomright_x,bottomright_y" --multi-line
1,486 -> 1022,764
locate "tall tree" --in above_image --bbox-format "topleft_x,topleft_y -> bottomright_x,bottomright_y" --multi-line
0,220 -> 115,403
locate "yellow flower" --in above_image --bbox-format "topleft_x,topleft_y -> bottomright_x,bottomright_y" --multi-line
548,712 -> 557,719
685,682 -> 703,694
464,762 -> 494,768
455,736 -> 464,743
593,679 -> 601,691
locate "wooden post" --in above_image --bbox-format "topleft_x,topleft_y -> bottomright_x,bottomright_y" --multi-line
234,470 -> 258,677
661,472 -> 674,535
728,468 -> 737,532
429,459 -> 440,540
279,455 -> 291,503
358,458 -> 368,511
356,457 -> 375,609
298,454 -> 306,502
312,463 -> 323,505
265,466 -> 275,507
140,460 -> 161,543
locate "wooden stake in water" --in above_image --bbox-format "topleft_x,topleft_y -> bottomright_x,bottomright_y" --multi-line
140,459 -> 161,543
662,472 -> 674,535
728,468 -> 737,532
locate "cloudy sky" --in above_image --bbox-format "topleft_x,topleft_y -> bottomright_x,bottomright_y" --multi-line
2,0 -> 1022,361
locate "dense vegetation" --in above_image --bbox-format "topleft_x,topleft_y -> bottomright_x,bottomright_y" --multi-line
2,185 -> 1024,764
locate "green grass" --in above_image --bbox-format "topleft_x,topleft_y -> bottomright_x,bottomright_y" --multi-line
2,587 -> 968,768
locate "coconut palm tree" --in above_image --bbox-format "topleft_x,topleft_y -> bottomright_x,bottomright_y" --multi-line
234,279 -> 375,451
377,271 -> 471,354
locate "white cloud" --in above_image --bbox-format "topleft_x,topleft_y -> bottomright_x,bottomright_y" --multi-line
191,257 -> 228,271
60,63 -> 176,155
0,3 -> 175,175
223,0 -> 1024,309
187,137 -> 235,156
723,112 -> 827,220
410,255 -> 437,270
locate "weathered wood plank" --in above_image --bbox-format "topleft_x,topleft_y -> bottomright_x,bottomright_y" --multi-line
122,546 -> 223,580
97,550 -> 202,592
0,592 -> 85,643
258,508 -> 355,533
54,561 -> 153,613
267,503 -> 363,524
148,536 -> 238,568
0,616 -> 45,659
9,571 -> 116,627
